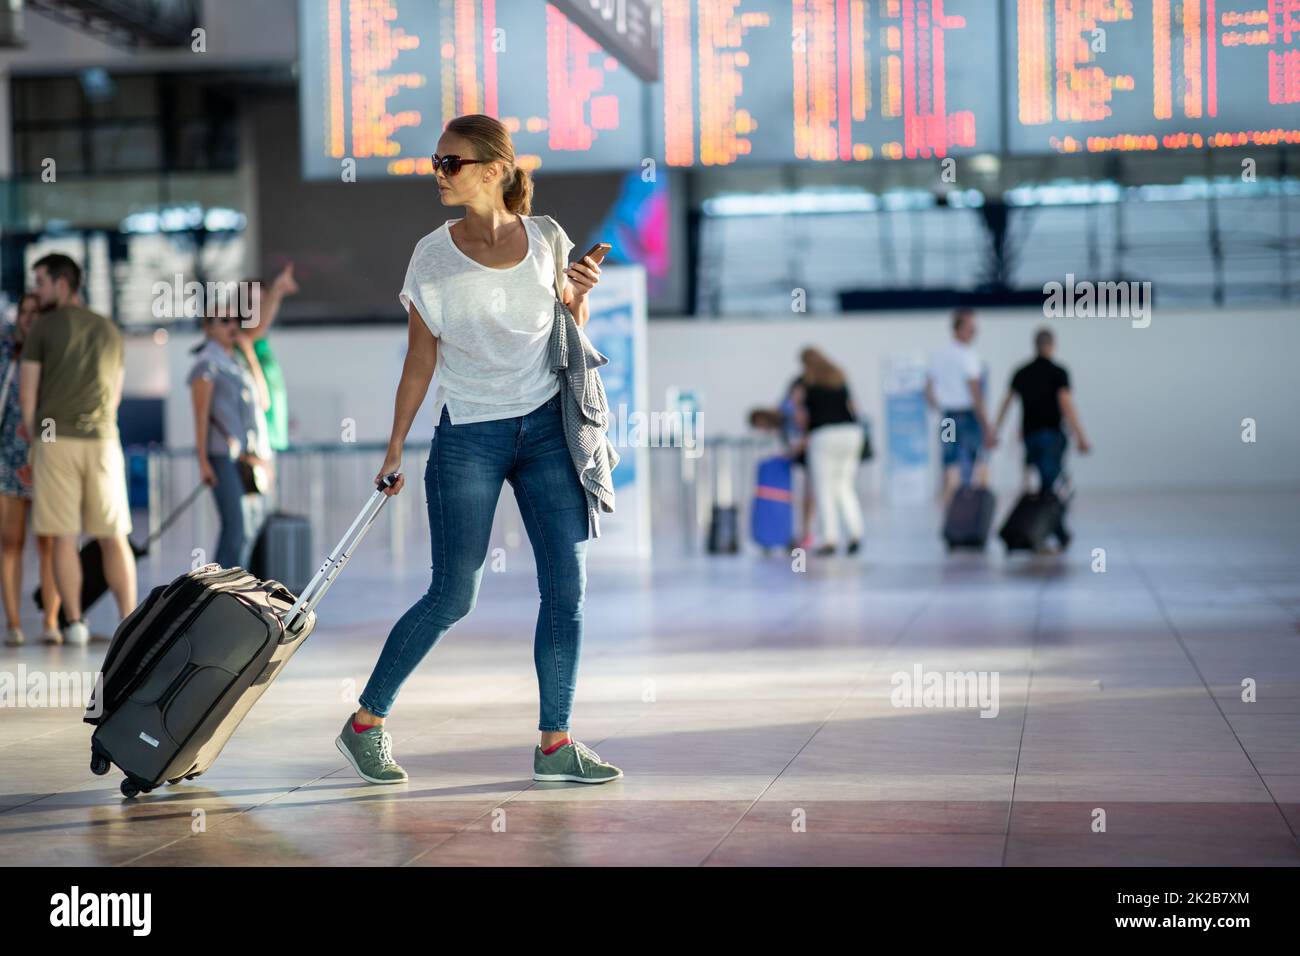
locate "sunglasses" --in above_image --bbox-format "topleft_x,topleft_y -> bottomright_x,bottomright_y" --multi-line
431,153 -> 487,177
208,315 -> 238,325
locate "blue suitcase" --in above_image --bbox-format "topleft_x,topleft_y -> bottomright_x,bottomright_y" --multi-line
751,456 -> 795,551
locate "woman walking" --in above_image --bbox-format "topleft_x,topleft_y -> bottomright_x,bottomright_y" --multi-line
187,307 -> 271,569
336,114 -> 622,785
1,294 -> 61,646
792,347 -> 865,556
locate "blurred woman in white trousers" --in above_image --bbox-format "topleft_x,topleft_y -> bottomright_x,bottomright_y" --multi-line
792,348 -> 864,556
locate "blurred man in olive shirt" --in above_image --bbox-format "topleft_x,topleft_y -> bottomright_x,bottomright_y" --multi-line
20,254 -> 136,645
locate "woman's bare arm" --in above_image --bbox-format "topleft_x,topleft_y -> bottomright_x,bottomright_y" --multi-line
250,264 -> 297,342
191,377 -> 220,484
562,253 -> 601,328
377,304 -> 438,495
236,335 -> 272,411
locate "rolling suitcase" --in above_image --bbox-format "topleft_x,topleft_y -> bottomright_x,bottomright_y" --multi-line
35,484 -> 206,628
751,455 -> 794,551
706,442 -> 739,554
943,485 -> 995,550
85,474 -> 399,798
707,505 -> 740,554
1000,490 -> 1067,552
250,512 -> 314,595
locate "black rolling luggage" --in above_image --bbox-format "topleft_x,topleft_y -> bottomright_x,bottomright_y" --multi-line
85,475 -> 398,798
250,512 -> 314,595
706,441 -> 740,554
943,486 -> 995,550
1000,490 -> 1067,552
34,484 -> 206,628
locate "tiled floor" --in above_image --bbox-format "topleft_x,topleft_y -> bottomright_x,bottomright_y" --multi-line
2,491 -> 1298,866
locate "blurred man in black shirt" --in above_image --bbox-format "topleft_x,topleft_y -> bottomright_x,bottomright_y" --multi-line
993,328 -> 1091,544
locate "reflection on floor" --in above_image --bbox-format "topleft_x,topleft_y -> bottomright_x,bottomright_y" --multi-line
2,492 -> 1298,866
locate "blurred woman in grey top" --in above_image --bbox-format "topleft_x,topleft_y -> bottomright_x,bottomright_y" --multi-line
187,307 -> 270,568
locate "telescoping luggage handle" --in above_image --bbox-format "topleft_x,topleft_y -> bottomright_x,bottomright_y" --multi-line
283,472 -> 400,635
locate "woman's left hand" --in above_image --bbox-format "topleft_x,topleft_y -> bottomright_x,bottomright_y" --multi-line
564,255 -> 602,304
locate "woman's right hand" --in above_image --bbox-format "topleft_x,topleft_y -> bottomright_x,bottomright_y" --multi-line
199,458 -> 218,487
376,455 -> 404,496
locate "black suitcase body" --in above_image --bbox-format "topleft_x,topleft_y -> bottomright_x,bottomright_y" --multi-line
250,512 -> 314,595
85,476 -> 396,798
1000,491 -> 1066,551
86,565 -> 314,795
707,505 -> 740,554
943,486 -> 996,549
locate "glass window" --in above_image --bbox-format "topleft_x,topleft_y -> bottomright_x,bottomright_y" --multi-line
88,125 -> 163,173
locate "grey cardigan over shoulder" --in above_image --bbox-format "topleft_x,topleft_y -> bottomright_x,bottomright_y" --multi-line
534,215 -> 620,539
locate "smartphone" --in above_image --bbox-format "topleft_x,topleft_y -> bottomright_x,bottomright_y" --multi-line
577,242 -> 612,265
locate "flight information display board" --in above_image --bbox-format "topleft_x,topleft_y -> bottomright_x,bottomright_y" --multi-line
656,0 -> 1002,165
551,0 -> 662,82
300,1 -> 1300,176
299,0 -> 1004,178
298,0 -> 649,178
1007,0 -> 1300,154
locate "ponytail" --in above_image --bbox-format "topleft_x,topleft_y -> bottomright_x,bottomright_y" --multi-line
504,165 -> 533,216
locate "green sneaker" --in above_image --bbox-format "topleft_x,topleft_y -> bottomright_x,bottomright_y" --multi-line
335,718 -> 408,785
533,739 -> 623,784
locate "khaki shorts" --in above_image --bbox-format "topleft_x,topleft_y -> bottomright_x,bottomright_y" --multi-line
31,436 -> 133,538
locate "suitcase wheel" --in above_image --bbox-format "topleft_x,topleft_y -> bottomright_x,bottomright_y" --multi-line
90,753 -> 111,776
120,779 -> 142,799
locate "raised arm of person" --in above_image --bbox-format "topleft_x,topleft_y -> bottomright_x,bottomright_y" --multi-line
376,304 -> 438,496
235,333 -> 271,412
1059,388 -> 1091,454
249,263 -> 298,342
190,377 -> 218,487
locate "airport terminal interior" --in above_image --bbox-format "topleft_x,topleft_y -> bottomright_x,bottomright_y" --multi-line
5,492 -> 1300,866
0,0 -> 1298,873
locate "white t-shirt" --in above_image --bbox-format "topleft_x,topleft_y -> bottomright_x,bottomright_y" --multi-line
928,339 -> 982,411
400,214 -> 574,425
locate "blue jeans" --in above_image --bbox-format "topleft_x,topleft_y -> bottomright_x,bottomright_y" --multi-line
208,454 -> 266,568
358,393 -> 589,732
1024,428 -> 1067,493
939,409 -> 983,485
